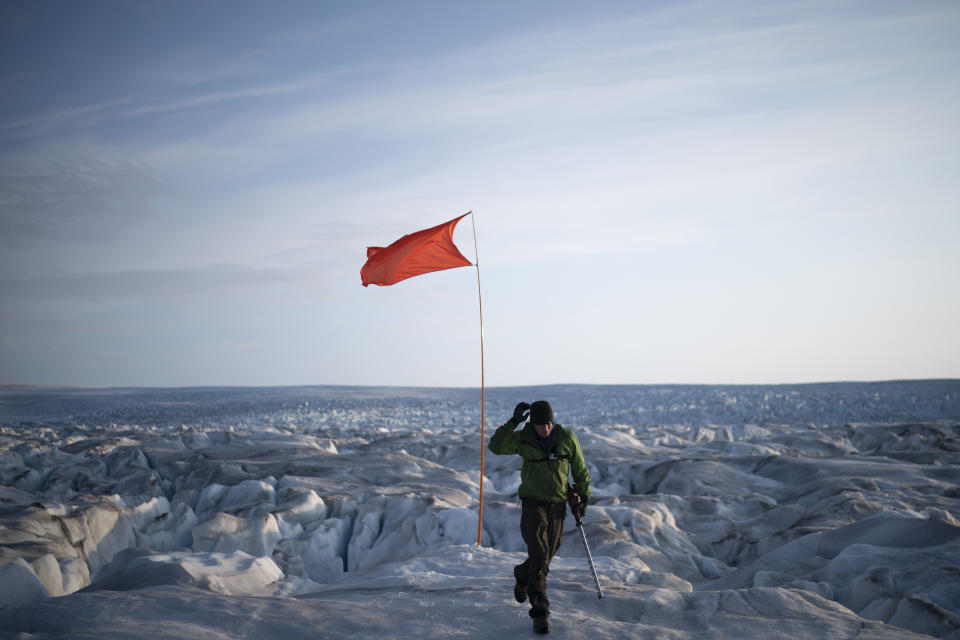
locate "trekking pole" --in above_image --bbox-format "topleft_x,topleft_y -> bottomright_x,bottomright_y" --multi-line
568,491 -> 603,599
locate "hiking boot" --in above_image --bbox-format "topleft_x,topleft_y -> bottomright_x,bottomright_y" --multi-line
533,617 -> 550,634
514,578 -> 527,603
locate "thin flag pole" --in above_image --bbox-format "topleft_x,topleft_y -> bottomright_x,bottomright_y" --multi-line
469,210 -> 486,546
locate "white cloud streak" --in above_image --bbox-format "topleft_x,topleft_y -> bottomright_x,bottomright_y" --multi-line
0,263 -> 313,302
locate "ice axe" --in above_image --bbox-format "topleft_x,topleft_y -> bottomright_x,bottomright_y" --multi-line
568,487 -> 603,598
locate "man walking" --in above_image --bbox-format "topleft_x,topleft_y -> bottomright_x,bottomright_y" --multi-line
488,400 -> 591,635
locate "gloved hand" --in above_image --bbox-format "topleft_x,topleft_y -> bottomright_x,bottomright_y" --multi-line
568,491 -> 587,518
512,402 -> 530,424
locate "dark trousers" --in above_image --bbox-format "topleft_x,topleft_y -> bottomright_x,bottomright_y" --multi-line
514,497 -> 566,619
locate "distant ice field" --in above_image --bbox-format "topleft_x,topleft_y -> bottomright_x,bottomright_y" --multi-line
3,380 -> 958,429
1,381 -> 958,639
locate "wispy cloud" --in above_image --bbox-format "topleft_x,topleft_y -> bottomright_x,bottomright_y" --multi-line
0,79 -> 319,143
75,2 -> 959,190
0,157 -> 162,243
0,263 -> 312,302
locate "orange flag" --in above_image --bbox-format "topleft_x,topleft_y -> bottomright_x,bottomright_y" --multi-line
361,212 -> 473,287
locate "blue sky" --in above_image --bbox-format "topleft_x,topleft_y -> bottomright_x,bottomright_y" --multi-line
1,0 -> 958,388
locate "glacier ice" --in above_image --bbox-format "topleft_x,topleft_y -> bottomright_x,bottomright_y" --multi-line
0,381 -> 958,638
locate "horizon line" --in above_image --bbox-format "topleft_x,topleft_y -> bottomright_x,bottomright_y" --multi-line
2,377 -> 958,393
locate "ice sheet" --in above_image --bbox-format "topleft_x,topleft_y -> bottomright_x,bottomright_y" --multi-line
0,382 -> 957,638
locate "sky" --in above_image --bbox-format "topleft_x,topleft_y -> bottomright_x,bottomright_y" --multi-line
1,0 -> 958,389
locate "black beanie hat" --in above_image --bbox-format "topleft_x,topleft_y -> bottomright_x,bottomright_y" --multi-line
529,400 -> 553,425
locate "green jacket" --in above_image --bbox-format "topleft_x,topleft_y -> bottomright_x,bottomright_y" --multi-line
488,419 -> 591,503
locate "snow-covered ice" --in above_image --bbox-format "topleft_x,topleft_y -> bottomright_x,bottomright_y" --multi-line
0,381 -> 958,638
